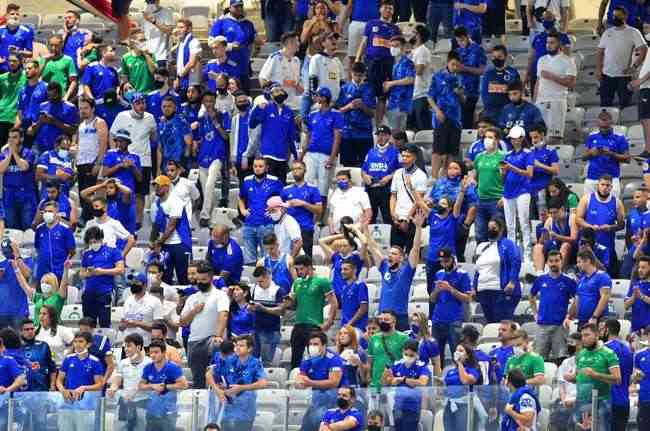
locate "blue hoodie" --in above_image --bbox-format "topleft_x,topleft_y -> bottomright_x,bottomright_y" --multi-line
473,238 -> 522,296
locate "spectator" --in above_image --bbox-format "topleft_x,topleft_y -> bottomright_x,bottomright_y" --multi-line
454,26 -> 486,129
527,0 -> 569,35
29,81 -> 79,154
621,187 -> 649,278
35,304 -> 74,365
480,45 -> 520,122
597,6 -> 647,108
250,266 -> 285,363
384,35 -> 415,130
120,31 -> 156,93
40,35 -> 77,101
474,217 -> 522,323
624,255 -> 650,333
80,226 -> 125,328
84,196 -> 134,254
633,330 -> 650,428
390,145 -> 427,250
258,232 -> 296,293
180,84 -> 202,150
361,126 -> 400,223
174,18 -> 201,95
156,96 -> 192,173
483,0 -> 506,38
0,128 -> 37,231
534,31 -> 576,145
338,258 -> 370,331
296,331 -> 343,431
328,169 -> 372,232
230,91 -> 259,183
551,332 -> 581,428
15,260 -> 69,326
366,410 -> 384,431
228,283 -> 256,338
81,45 -> 119,100
498,81 -> 545,137
453,0 -> 487,43
77,317 -> 114,383
203,37 -> 239,93
301,0 -> 339,41
34,200 -> 76,282
343,0 -> 380,74
0,54 -> 24,145
545,177 -> 579,212
601,318 -> 633,431
207,225 -> 244,284
151,320 -> 183,365
525,10 -> 571,93
490,320 -> 517,384
528,124 -> 559,217
582,111 -> 630,197
532,198 -> 578,273
166,159 -> 200,223
319,386 -> 364,431
443,342 -> 482,430
335,326 -> 369,386
0,4 -> 33,74
367,309 -> 410,388
142,0 -> 174,68
80,178 -> 135,234
501,368 -> 541,431
75,33 -> 102,77
259,32 -> 302,107
179,261 -> 230,389
16,60 -> 48,149
571,249 -> 613,326
61,10 -> 89,69
20,318 -> 56,392
465,116 -> 507,169
408,312 -> 442,376
472,127 -> 505,243
106,333 -> 152,431
120,272 -> 163,347
55,332 -> 105,431
354,0 -> 400,124
429,52 -> 464,180
146,68 -> 181,125
36,134 -> 74,200
461,324 -> 492,384
504,329 -> 546,385
579,228 -> 611,270
429,248 -> 473,364
309,32 -> 345,102
139,339 -> 189,430
409,25 -> 432,131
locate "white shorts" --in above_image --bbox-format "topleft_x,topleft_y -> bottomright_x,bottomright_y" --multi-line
536,99 -> 568,138
305,152 -> 334,196
348,21 -> 367,57
584,177 -> 621,198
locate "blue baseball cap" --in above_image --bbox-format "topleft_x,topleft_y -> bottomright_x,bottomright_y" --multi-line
113,129 -> 132,143
126,91 -> 145,105
127,271 -> 147,285
230,0 -> 244,6
316,86 -> 332,99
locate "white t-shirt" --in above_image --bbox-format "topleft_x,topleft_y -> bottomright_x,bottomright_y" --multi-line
181,288 -> 230,341
558,355 -> 577,401
114,355 -> 152,400
598,25 -> 646,77
536,53 -> 576,102
36,325 -> 75,365
110,111 -> 156,167
516,392 -> 539,430
152,194 -> 186,245
640,54 -> 650,90
143,6 -> 173,62
170,177 -> 200,224
308,53 -> 345,102
274,214 -> 302,256
412,44 -> 433,99
85,217 -> 131,249
259,50 -> 301,105
329,186 -> 371,228
475,241 -> 501,291
161,299 -> 180,341
122,293 -> 163,346
390,167 -> 428,219
176,33 -> 202,86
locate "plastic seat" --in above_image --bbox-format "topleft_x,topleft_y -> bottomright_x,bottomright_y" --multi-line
552,144 -> 575,161
575,34 -> 600,51
368,223 -> 391,247
192,246 -> 208,261
61,304 -> 83,325
411,283 -> 429,302
584,106 -> 620,126
544,362 -> 558,384
414,129 -> 434,147
505,35 -> 531,53
566,182 -> 585,197
611,279 -> 630,298
461,129 -> 478,145
265,367 -> 288,388
628,124 -> 644,140
482,323 -> 501,338
433,39 -> 452,54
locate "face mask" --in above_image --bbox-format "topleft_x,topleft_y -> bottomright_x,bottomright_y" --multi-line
273,93 -> 288,104
436,205 -> 448,215
92,208 -> 105,218
197,282 -> 211,292
270,212 -> 282,222
484,138 -> 496,151
378,321 -> 392,332
336,397 -> 350,409
487,229 -> 499,240
402,354 -> 416,366
236,103 -> 250,112
41,284 -> 53,295
390,47 -> 402,57
513,346 -> 525,357
337,180 -> 349,190
130,284 -> 144,295
308,345 -> 321,358
567,345 -> 577,356
534,141 -> 545,149
377,142 -> 389,152
57,149 -> 69,159
43,212 -> 55,224
153,80 -> 165,89
89,242 -> 102,252
613,17 -> 624,26
492,58 -> 505,68
542,19 -> 555,30
216,87 -> 228,95
367,426 -> 381,431
453,350 -> 465,362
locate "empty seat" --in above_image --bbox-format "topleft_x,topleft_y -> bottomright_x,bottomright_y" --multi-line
414,129 -> 434,147
621,105 -> 639,124
482,323 -> 501,338
461,129 -> 478,145
627,124 -> 644,140
412,283 -> 430,302
192,246 -> 208,261
611,279 -> 630,298
505,35 -> 531,53
565,106 -> 585,126
61,304 -> 83,325
368,223 -> 391,247
433,39 -> 452,54
552,144 -> 575,160
584,106 -> 620,125
181,5 -> 211,17
125,247 -> 145,270
620,160 -> 645,180
574,34 -> 600,51
265,367 -> 288,387
569,18 -> 599,34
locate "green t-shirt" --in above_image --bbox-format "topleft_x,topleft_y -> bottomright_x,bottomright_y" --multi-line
40,55 -> 77,93
120,53 -> 154,93
292,275 -> 332,326
567,192 -> 579,210
33,292 -> 65,326
474,151 -> 505,200
575,344 -> 620,401
505,351 -> 545,380
367,331 -> 410,388
0,70 -> 26,123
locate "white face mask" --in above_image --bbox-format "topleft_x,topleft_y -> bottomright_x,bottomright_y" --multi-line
453,350 -> 465,362
270,211 -> 282,222
77,349 -> 89,356
147,273 -> 158,285
308,345 -> 321,358
513,346 -> 525,357
402,354 -> 416,366
533,141 -> 545,149
390,47 -> 402,57
41,284 -> 53,295
484,138 -> 496,151
89,242 -> 102,252
43,212 -> 55,224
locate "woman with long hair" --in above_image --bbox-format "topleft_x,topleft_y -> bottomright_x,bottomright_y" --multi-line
408,312 -> 442,377
35,304 -> 74,365
228,283 -> 255,338
443,343 -> 483,431
335,325 -> 369,386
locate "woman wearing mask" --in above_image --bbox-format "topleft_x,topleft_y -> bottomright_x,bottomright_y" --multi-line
382,340 -> 431,431
360,317 -> 380,350
474,217 -> 522,323
228,283 -> 255,338
443,343 -> 482,431
35,304 -> 75,366
501,126 -> 534,259
15,260 -> 70,326
335,326 -> 369,386
472,127 -> 505,244
407,312 -> 442,378
300,0 -> 339,45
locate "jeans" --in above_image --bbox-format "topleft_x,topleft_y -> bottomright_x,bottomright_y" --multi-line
264,4 -> 294,42
476,290 -> 520,323
574,399 -> 611,431
409,97 -> 432,131
428,2 -> 453,42
394,408 -> 420,431
3,190 -> 34,230
145,414 -> 176,431
161,243 -> 191,285
242,224 -> 274,264
503,193 -> 532,257
290,323 -> 319,369
255,329 -> 281,365
639,401 -> 650,430
188,336 -> 216,389
600,75 -> 632,108
82,291 -> 112,328
431,321 -> 463,364
444,402 -> 472,431
199,159 -> 224,220
475,199 -> 500,244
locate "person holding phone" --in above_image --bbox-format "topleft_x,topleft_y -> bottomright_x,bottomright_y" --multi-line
472,126 -> 505,243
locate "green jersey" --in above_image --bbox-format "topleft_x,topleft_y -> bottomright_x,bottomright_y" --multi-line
475,151 -> 505,200
292,275 -> 332,327
40,55 -> 76,93
33,293 -> 65,326
120,52 -> 154,93
367,331 -> 409,388
0,70 -> 26,123
576,344 -> 620,401
505,351 -> 545,380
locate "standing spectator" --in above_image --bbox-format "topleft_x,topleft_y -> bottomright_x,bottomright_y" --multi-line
534,32 -> 576,145
528,250 -> 576,360
474,217 -> 522,323
258,233 -> 296,293
620,187 -> 649,278
40,35 -> 77,101
343,0 -> 380,74
61,10 -> 89,70
36,134 -> 74,199
156,96 -> 192,173
328,170 -> 372,232
429,52 -> 464,180
631,40 -> 650,158
28,81 -> 79,154
103,129 -> 143,201
410,25 -> 433,131
309,32 -> 345,102
146,68 -> 181,125
259,32 -> 302,107
166,160 -> 200,223
601,318 -> 633,431
83,196 -> 135,253
528,124 -> 559,217
338,259 -> 370,331
120,31 -> 156,93
228,283 -> 255,338
78,317 -> 114,381
230,91 -> 259,183
354,0 -> 400,125
367,310 -> 410,388
0,128 -> 36,231
442,343 -> 482,430
633,330 -> 650,428
143,0 -> 174,68
361,126 -> 400,223
284,254 -> 338,369
454,26 -> 486,129
0,4 -> 33,74
527,0 -> 569,35
498,81 -> 545,137
81,45 -> 119,100
16,60 -> 48,149
207,225 -> 244,284
489,321 -> 517,384
281,160 -> 323,257
572,250 -> 613,326
0,249 -> 27,330
0,54 -> 25,144
34,200 -> 76,281
238,158 -> 283,264
179,261 -> 230,389
383,35 -> 414,132
120,272 -> 163,347
150,175 -> 193,284
501,369 -> 541,431
336,62 -> 376,167
597,6 -> 646,108
582,111 -> 631,197
266,196 -> 304,256
203,37 -> 239,92
250,266 -> 285,363
472,127 -> 505,243
428,0 -> 453,43
624,255 -> 650,333
504,330 -> 546,385
174,18 -> 201,95
20,319 -> 56,392
452,0 -> 487,43
481,45 -> 520,122
525,10 -> 571,94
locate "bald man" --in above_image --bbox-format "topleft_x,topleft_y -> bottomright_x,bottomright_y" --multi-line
206,224 -> 244,283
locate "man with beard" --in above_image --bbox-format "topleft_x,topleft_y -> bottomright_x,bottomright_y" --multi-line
361,125 -> 400,224
600,318 -> 633,431
146,68 -> 181,125
119,31 -> 156,93
0,53 -> 24,144
20,319 -> 55,391
498,81 -> 544,138
149,175 -> 193,285
179,261 -> 229,389
576,174 -> 625,275
61,10 -> 90,71
173,18 -> 201,96
624,255 -> 650,333
0,4 -> 33,74
367,310 -> 409,388
156,96 -> 192,174
28,81 -> 79,154
0,128 -> 37,231
570,250 -> 612,328
40,35 -> 77,102
81,45 -> 119,100
480,45 -> 520,123
16,60 -> 48,149
180,84 -> 202,157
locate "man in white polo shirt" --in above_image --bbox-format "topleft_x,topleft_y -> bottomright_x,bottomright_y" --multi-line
328,169 -> 372,233
266,196 -> 303,257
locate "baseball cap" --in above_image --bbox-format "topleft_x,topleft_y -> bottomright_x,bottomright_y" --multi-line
437,247 -> 453,260
375,125 -> 391,135
507,125 -> 526,139
461,325 -> 480,343
153,175 -> 171,187
230,0 -> 244,6
315,86 -> 332,99
126,91 -> 145,105
113,129 -> 132,143
127,271 -> 147,285
266,196 -> 288,209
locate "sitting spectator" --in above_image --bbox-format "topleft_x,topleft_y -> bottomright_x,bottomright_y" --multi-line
335,326 -> 369,387
309,32 -> 345,104
319,386 -> 364,431
20,318 -> 56,393
35,304 -> 74,366
579,228 -> 611,270
532,198 -> 578,273
545,177 -> 579,212
78,317 -> 114,383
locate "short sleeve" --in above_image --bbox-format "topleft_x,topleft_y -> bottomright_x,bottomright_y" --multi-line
607,348 -> 620,369
359,190 -> 371,209
60,357 -> 71,374
93,359 -> 105,377
530,278 -> 541,296
533,355 -> 545,375
299,358 -> 310,374
358,282 -> 369,304
599,272 -> 613,290
319,278 -> 333,296
258,56 -> 274,82
112,221 -> 131,241
566,57 -> 577,76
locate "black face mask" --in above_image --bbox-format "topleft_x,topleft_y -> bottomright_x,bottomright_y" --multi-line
92,208 -> 105,218
130,284 -> 144,295
236,103 -> 250,112
567,345 -> 577,355
487,229 -> 499,240
336,397 -> 349,409
216,87 -> 228,95
273,93 -> 288,104
197,282 -> 211,292
613,16 -> 624,26
378,321 -> 392,332
153,80 -> 165,89
492,58 -> 505,68
367,426 -> 381,431
435,205 -> 448,215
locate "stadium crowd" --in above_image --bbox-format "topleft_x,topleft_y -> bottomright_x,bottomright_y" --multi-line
3,0 -> 650,429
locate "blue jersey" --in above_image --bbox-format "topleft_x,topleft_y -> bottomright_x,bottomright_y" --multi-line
416,338 -> 441,366
34,100 -> 79,152
490,345 -> 514,383
158,114 -> 192,167
1,145 -> 36,196
0,25 -> 34,73
331,252 -> 364,304
431,267 -> 472,324
62,29 -> 89,70
605,339 -> 632,408
102,149 -> 142,192
340,280 -> 369,330
362,146 -> 400,184
300,350 -> 343,404
37,150 -> 73,197
626,280 -> 650,332
281,182 -> 322,230
202,59 -> 240,91
576,270 -> 612,322
0,259 -> 27,317
217,355 -> 266,421
427,213 -> 459,262
390,359 -> 431,411
497,102 -> 545,134
22,339 -> 55,391
249,103 -> 298,161
531,31 -> 572,78
336,80 -> 376,140
635,348 -> 650,402
388,56 -> 415,112
529,145 -> 559,193
229,302 -> 255,337
445,365 -> 481,398
208,238 -> 243,283
453,0 -> 486,37
379,260 -> 416,315
262,254 -> 293,293
209,15 -> 257,79
239,174 -> 283,226
141,361 -> 184,417
306,108 -> 344,155
89,334 -> 112,370
503,149 -> 534,199
17,80 -> 48,127
480,66 -> 520,113
34,222 -> 75,280
321,408 -> 364,431
429,176 -> 478,222
455,42 -> 486,98
198,111 -> 231,168
530,273 -> 576,325
428,69 -> 462,128
363,19 -> 401,59
60,353 -> 103,410
585,130 -> 629,180
146,89 -> 181,125
585,193 -> 618,250
179,102 -> 201,141
81,244 -> 123,296
340,349 -> 367,387
81,62 -> 119,99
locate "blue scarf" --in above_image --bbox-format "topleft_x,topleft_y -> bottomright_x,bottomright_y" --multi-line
154,199 -> 192,250
501,386 -> 541,431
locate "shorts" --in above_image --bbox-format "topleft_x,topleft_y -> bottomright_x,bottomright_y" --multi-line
348,21 -> 367,57
535,324 -> 568,359
304,152 -> 334,197
639,88 -> 650,120
433,119 -> 461,155
367,56 -> 394,100
135,167 -> 152,196
536,99 -> 567,138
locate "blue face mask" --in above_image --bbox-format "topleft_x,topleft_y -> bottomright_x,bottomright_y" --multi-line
542,19 -> 555,30
57,149 -> 69,159
337,180 -> 349,190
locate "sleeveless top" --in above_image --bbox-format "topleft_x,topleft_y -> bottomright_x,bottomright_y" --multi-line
77,117 -> 100,165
